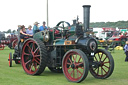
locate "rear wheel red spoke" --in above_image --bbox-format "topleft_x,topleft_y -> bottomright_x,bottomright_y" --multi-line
32,43 -> 35,51
67,67 -> 72,70
25,59 -> 31,65
34,59 -> 40,65
67,63 -> 71,65
26,44 -> 32,52
36,57 -> 40,61
35,49 -> 40,55
24,52 -> 30,56
34,55 -> 40,57
34,47 -> 39,54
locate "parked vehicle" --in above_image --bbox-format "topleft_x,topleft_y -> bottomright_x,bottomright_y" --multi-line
8,5 -> 114,83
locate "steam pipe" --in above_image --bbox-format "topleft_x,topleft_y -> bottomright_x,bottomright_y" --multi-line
83,5 -> 91,33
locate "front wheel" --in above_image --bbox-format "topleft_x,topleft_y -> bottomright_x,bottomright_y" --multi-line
8,53 -> 12,67
62,49 -> 89,83
90,49 -> 114,79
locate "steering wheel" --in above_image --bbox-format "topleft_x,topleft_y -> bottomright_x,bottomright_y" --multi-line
54,21 -> 70,36
42,30 -> 50,42
55,21 -> 70,31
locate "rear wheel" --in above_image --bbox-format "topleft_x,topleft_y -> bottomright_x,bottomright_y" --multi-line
90,49 -> 114,79
12,39 -> 18,49
62,49 -> 89,83
21,38 -> 47,75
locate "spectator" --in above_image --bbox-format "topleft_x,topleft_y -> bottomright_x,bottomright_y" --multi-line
20,25 -> 32,39
124,41 -> 128,62
33,22 -> 39,34
119,32 -> 123,37
17,25 -> 21,40
26,25 -> 33,36
39,21 -> 48,31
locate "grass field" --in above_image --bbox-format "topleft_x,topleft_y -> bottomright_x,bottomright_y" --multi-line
0,47 -> 128,85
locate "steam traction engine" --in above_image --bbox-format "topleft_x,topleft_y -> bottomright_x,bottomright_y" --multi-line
9,5 -> 114,83
0,34 -> 18,50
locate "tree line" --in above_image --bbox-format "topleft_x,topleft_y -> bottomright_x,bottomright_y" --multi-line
1,21 -> 128,33
90,20 -> 128,28
0,29 -> 16,33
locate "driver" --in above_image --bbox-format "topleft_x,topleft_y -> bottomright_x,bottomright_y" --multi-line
39,21 -> 48,31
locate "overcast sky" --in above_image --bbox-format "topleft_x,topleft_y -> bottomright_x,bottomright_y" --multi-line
0,0 -> 128,31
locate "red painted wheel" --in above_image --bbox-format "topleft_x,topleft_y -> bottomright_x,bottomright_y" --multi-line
62,49 -> 89,83
0,44 -> 4,50
9,53 -> 12,67
21,38 -> 47,75
12,39 -> 18,49
90,49 -> 114,79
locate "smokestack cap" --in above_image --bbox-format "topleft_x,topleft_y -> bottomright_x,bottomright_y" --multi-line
83,5 -> 91,7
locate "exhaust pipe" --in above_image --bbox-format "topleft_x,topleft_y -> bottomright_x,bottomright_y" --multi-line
83,5 -> 91,33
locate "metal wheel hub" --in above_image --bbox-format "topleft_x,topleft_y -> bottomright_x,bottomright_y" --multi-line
100,61 -> 104,66
29,53 -> 34,60
71,64 -> 76,69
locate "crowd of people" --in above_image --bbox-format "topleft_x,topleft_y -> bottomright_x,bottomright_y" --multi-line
18,21 -> 48,39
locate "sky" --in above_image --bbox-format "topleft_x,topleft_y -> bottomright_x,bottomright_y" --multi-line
0,0 -> 128,31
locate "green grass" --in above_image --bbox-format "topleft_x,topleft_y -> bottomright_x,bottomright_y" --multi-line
0,47 -> 128,85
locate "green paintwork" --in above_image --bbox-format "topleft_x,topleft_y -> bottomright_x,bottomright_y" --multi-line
68,26 -> 75,36
33,31 -> 44,41
54,39 -> 65,45
48,30 -> 54,43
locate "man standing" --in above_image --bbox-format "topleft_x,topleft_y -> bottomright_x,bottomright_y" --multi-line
124,41 -> 128,62
39,21 -> 48,31
33,22 -> 39,34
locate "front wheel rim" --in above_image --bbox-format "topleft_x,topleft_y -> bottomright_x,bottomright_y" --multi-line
63,51 -> 87,82
90,49 -> 114,78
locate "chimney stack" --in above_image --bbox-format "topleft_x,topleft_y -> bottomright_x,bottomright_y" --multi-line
83,5 -> 91,33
